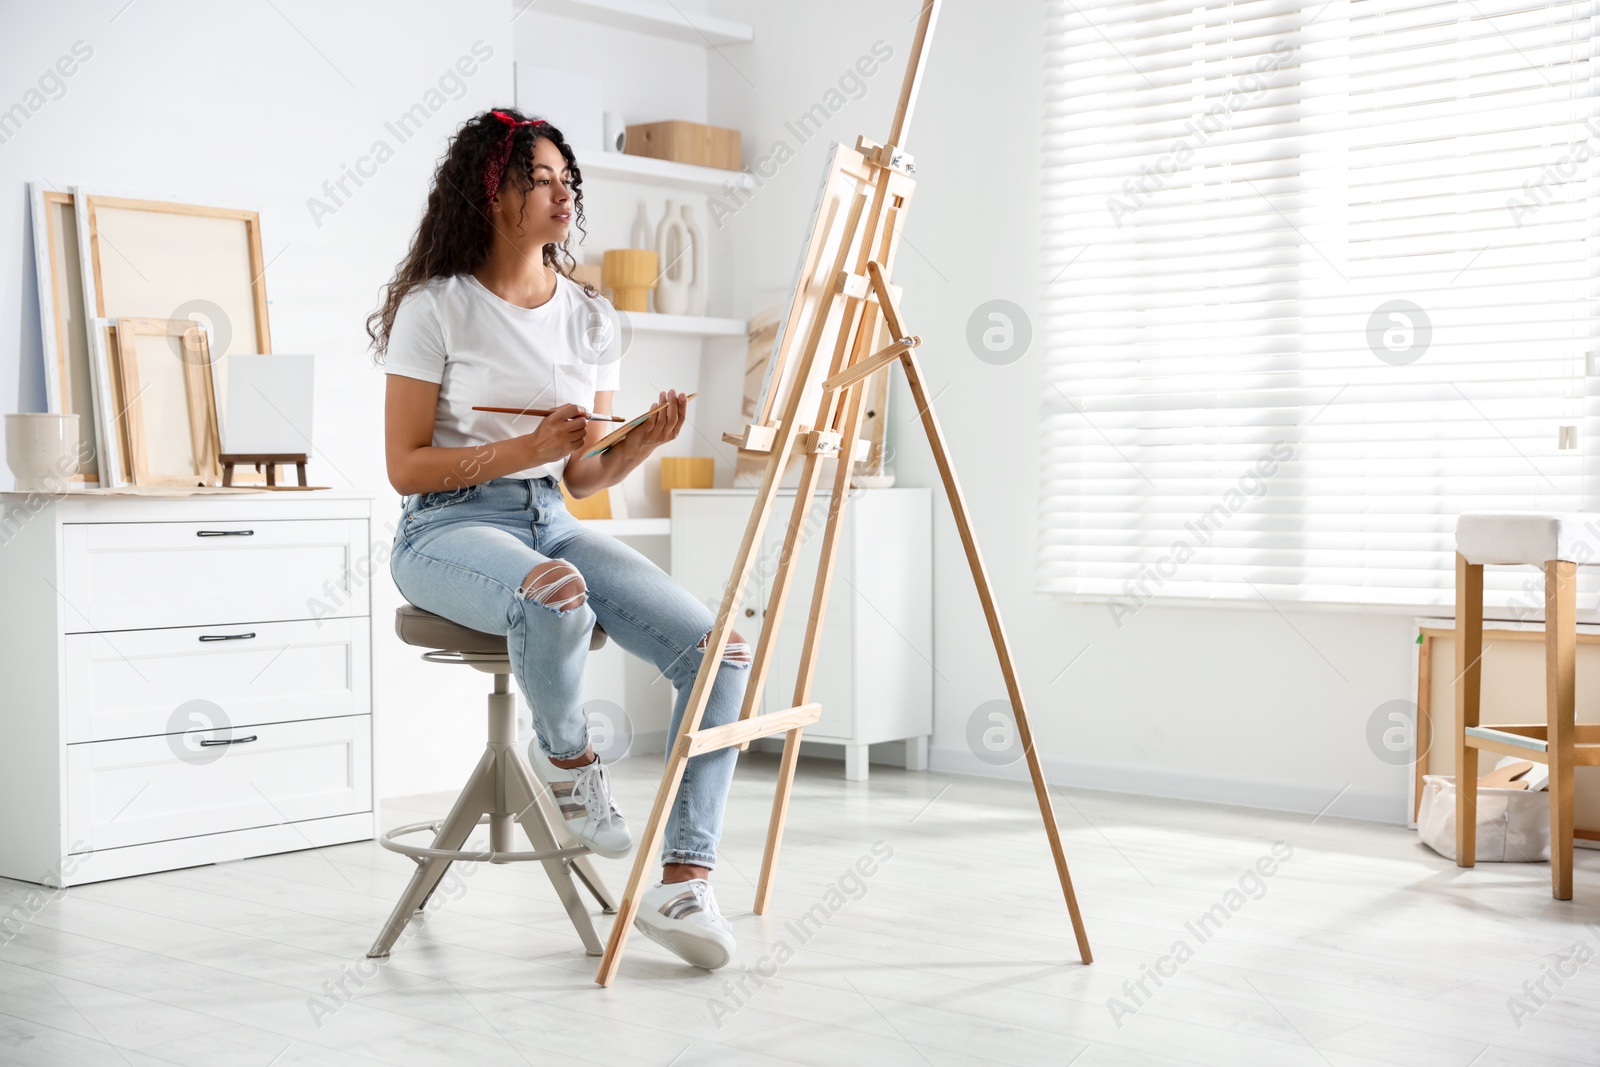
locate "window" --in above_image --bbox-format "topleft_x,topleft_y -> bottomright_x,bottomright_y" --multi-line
1039,0 -> 1598,617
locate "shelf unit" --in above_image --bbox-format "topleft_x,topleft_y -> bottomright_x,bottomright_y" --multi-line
624,310 -> 747,337
581,150 -> 754,195
518,0 -> 755,521
582,517 -> 671,536
533,0 -> 754,46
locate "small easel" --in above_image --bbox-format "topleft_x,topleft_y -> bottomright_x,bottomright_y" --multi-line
219,452 -> 308,487
595,0 -> 1091,984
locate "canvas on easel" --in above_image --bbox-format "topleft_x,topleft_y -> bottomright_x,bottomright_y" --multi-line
594,0 -> 1092,986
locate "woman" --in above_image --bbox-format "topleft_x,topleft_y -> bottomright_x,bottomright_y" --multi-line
369,107 -> 751,970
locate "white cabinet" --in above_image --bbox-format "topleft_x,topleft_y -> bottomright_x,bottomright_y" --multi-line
66,715 -> 372,853
0,491 -> 377,887
670,487 -> 932,779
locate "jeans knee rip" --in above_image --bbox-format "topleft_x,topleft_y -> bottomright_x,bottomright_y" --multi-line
697,628 -> 753,668
521,563 -> 587,615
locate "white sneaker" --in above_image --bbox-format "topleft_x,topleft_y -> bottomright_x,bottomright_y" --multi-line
634,878 -> 736,970
527,744 -> 632,859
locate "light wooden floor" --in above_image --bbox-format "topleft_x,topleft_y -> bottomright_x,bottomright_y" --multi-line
3,752 -> 1599,1066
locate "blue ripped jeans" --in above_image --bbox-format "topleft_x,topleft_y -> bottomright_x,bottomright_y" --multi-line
391,475 -> 750,868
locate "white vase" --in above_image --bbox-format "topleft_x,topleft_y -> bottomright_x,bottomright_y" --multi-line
5,413 -> 80,491
654,198 -> 691,315
629,200 -> 652,250
681,203 -> 706,316
604,111 -> 627,153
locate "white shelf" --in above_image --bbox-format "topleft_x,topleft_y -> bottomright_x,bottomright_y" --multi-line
583,517 -> 671,536
623,311 -> 747,337
535,0 -> 754,46
581,150 -> 753,195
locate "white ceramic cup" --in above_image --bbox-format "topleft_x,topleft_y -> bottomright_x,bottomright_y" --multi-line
5,413 -> 81,491
603,111 -> 626,153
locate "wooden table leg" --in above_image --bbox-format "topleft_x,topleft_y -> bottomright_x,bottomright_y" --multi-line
1546,560 -> 1576,900
1455,554 -> 1483,868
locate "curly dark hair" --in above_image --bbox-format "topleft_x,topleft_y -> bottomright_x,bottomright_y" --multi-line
367,107 -> 597,361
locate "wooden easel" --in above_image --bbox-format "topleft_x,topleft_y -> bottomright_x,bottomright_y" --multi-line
595,0 -> 1092,985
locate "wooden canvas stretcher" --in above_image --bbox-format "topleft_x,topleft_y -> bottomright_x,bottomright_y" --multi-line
595,0 -> 1092,985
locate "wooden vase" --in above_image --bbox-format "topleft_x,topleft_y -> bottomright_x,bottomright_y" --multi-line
603,249 -> 659,312
660,456 -> 715,514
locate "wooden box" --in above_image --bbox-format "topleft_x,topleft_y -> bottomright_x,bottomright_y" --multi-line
624,120 -> 742,171
660,456 -> 714,493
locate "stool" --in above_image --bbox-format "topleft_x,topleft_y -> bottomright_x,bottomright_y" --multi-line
1455,513 -> 1600,900
367,603 -> 618,959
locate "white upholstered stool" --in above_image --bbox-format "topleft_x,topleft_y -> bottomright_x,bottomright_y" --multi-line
367,604 -> 618,958
1454,513 -> 1598,900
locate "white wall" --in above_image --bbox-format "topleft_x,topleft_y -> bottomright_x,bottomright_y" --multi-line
708,0 -> 1415,823
0,0 -> 519,799
1,0 -> 1420,818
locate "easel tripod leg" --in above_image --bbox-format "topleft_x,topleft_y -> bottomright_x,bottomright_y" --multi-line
738,448 -> 830,735
754,376 -> 872,911
594,743 -> 693,985
754,727 -> 805,915
898,347 -> 1093,964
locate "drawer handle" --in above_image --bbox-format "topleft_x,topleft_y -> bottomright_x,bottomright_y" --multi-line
199,632 -> 257,642
196,529 -> 255,537
744,608 -> 755,617
198,734 -> 258,747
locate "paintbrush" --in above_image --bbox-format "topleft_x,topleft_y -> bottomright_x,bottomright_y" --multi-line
471,404 -> 628,422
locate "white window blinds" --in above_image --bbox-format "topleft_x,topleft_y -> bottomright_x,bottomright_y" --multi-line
1039,0 -> 1598,616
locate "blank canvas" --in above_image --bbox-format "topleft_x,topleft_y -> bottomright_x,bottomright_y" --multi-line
220,354 -> 314,454
753,143 -> 873,432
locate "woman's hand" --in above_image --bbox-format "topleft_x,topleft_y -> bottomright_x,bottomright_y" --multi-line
619,390 -> 687,456
519,402 -> 591,466
562,390 -> 684,498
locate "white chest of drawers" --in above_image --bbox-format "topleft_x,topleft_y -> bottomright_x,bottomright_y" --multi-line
0,491 -> 377,887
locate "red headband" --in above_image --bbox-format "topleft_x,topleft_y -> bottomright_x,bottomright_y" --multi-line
484,109 -> 548,204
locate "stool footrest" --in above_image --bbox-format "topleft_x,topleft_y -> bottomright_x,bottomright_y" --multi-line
1464,726 -> 1549,756
682,703 -> 823,757
380,816 -> 590,864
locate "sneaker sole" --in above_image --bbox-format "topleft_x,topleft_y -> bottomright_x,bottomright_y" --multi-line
633,916 -> 734,970
575,834 -> 632,860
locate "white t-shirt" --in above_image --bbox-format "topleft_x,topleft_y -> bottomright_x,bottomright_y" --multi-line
383,271 -> 623,483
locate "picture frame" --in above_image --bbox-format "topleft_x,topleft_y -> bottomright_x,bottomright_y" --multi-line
28,183 -> 101,484
72,186 -> 272,487
114,317 -> 220,487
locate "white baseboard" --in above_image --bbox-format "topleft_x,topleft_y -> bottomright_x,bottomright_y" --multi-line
930,745 -> 1407,826
627,729 -> 668,760
616,732 -> 1403,825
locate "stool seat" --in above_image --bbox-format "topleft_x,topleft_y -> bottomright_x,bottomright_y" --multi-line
1456,512 -> 1591,567
395,603 -> 607,654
